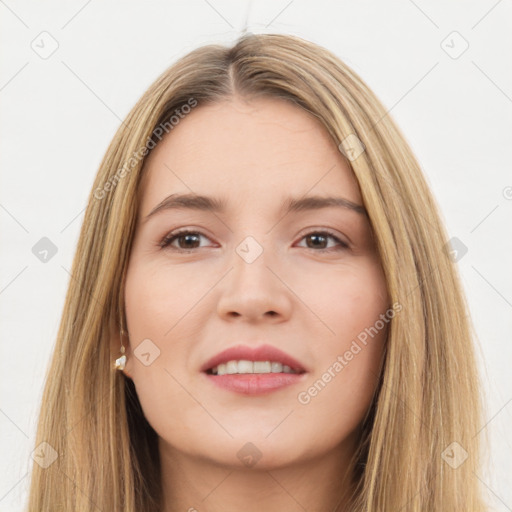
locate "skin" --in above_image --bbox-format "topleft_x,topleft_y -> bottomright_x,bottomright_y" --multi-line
118,96 -> 389,512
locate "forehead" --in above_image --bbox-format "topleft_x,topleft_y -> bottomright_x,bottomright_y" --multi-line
138,97 -> 362,217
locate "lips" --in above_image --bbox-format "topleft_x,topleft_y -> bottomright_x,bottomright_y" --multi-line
200,344 -> 307,374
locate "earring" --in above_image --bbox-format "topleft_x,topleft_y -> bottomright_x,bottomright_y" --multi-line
115,329 -> 127,371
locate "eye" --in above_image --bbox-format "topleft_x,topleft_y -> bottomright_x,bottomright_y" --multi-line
159,229 -> 212,251
159,229 -> 348,252
296,230 -> 349,252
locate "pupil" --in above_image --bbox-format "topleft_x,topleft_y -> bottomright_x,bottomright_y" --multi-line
308,234 -> 326,249
181,234 -> 199,248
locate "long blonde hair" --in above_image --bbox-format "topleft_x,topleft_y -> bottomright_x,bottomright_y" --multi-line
26,32 -> 488,511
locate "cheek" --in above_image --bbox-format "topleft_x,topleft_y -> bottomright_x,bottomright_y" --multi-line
304,256 -> 389,344
123,261 -> 203,436
124,256 -> 207,341
296,258 -> 388,421
304,331 -> 385,443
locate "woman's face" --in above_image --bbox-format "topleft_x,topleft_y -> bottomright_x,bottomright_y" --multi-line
122,96 -> 389,469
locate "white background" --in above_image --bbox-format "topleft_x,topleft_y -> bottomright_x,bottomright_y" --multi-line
1,1 -> 511,510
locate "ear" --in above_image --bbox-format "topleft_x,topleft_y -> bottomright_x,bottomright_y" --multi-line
121,363 -> 133,380
111,324 -> 134,379
121,350 -> 134,380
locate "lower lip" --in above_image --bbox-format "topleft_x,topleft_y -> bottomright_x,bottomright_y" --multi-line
204,372 -> 307,395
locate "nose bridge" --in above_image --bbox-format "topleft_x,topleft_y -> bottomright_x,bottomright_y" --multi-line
235,234 -> 267,266
216,230 -> 291,319
230,233 -> 275,290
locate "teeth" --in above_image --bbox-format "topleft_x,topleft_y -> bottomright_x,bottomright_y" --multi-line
253,361 -> 271,373
226,361 -> 237,374
211,360 -> 299,376
271,362 -> 283,373
238,360 -> 253,374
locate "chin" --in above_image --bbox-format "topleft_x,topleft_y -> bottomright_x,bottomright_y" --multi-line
192,434 -> 311,470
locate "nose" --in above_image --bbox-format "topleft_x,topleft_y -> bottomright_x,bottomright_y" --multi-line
216,243 -> 293,324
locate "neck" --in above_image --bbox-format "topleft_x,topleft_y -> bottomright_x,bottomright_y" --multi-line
159,435 -> 359,512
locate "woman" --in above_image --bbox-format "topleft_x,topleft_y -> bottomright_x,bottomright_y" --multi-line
26,33 -> 487,511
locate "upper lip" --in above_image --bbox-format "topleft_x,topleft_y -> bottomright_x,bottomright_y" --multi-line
200,344 -> 308,373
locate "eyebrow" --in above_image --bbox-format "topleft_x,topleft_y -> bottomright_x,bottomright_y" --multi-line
143,193 -> 367,223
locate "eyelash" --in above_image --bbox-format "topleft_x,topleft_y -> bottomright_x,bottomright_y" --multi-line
159,229 -> 349,253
